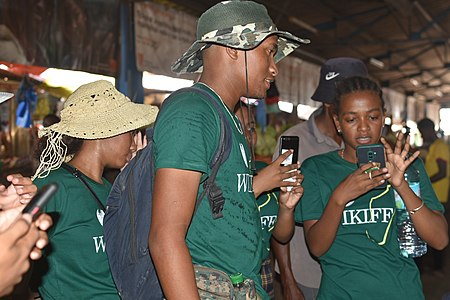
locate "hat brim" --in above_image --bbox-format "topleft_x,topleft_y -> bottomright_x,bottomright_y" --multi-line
0,92 -> 14,104
44,102 -> 159,140
171,30 -> 310,74
311,85 -> 336,104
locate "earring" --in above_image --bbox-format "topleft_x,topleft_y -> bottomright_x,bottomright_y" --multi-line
337,128 -> 342,134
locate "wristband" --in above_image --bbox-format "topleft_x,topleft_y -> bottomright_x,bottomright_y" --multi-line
409,199 -> 424,215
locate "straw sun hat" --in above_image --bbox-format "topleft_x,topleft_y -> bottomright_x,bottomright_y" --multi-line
33,80 -> 159,179
39,80 -> 158,139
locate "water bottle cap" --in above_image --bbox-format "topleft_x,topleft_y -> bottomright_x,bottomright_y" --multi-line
230,272 -> 244,285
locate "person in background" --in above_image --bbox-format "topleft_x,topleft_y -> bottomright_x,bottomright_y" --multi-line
235,101 -> 303,299
0,92 -> 14,172
149,1 -> 309,298
299,76 -> 447,299
42,114 -> 60,128
32,80 -> 158,299
0,174 -> 52,297
0,121 -> 10,161
417,117 -> 450,277
272,57 -> 368,299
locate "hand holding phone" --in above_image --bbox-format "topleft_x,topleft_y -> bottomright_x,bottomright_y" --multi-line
22,183 -> 58,221
356,144 -> 387,189
279,136 -> 299,191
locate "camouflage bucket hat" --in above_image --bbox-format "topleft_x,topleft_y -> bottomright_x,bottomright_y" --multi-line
171,0 -> 310,74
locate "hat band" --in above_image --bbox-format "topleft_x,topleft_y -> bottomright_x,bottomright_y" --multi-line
201,22 -> 277,40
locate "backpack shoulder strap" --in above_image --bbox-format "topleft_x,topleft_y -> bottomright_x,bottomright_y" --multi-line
187,86 -> 232,219
161,86 -> 232,219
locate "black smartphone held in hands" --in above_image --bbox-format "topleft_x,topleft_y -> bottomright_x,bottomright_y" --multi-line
279,136 -> 299,191
279,136 -> 299,166
22,182 -> 58,221
356,144 -> 387,189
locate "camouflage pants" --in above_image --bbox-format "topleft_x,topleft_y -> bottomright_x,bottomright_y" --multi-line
194,265 -> 260,300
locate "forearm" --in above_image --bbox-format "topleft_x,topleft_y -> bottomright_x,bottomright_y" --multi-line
395,182 -> 449,249
272,207 -> 295,243
305,197 -> 345,257
271,239 -> 296,285
149,231 -> 200,300
414,210 -> 449,250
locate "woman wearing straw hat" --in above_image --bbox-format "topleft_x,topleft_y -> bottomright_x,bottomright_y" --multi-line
31,80 -> 158,299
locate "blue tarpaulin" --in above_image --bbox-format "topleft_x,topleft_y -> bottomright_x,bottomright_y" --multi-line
15,76 -> 37,128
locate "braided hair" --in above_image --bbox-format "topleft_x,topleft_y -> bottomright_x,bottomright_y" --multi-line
334,76 -> 385,115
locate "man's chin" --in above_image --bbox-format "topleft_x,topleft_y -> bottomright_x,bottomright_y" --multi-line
245,92 -> 266,100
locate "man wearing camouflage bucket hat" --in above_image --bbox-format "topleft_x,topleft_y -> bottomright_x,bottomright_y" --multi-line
149,1 -> 309,299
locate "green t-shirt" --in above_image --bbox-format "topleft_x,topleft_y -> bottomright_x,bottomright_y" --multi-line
297,151 -> 443,300
153,83 -> 267,299
255,160 -> 279,260
34,168 -> 119,300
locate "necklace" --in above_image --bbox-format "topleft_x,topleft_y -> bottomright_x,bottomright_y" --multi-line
339,149 -> 358,165
197,82 -> 243,134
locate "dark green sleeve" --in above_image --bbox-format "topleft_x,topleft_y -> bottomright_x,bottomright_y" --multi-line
153,92 -> 220,175
297,158 -> 325,222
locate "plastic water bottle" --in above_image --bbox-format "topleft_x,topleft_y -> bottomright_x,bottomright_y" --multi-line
230,272 -> 244,289
229,272 -> 257,299
394,164 -> 427,258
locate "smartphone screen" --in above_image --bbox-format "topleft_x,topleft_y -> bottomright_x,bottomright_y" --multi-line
279,136 -> 299,191
22,183 -> 58,221
279,136 -> 299,166
356,144 -> 387,189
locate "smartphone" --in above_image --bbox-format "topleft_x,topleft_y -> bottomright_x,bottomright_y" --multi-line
356,144 -> 387,189
279,136 -> 299,191
279,136 -> 299,166
22,182 -> 58,221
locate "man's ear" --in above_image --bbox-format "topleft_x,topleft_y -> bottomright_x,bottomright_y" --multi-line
225,47 -> 239,61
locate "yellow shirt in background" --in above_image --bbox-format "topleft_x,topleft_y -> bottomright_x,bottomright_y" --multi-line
424,139 -> 450,203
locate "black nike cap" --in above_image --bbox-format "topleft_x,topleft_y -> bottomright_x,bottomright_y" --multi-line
311,57 -> 368,104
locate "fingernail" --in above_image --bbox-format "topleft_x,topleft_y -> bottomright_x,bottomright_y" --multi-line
30,251 -> 40,260
36,238 -> 46,249
39,221 -> 50,231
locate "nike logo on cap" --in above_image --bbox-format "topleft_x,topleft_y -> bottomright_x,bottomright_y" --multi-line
325,72 -> 340,80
